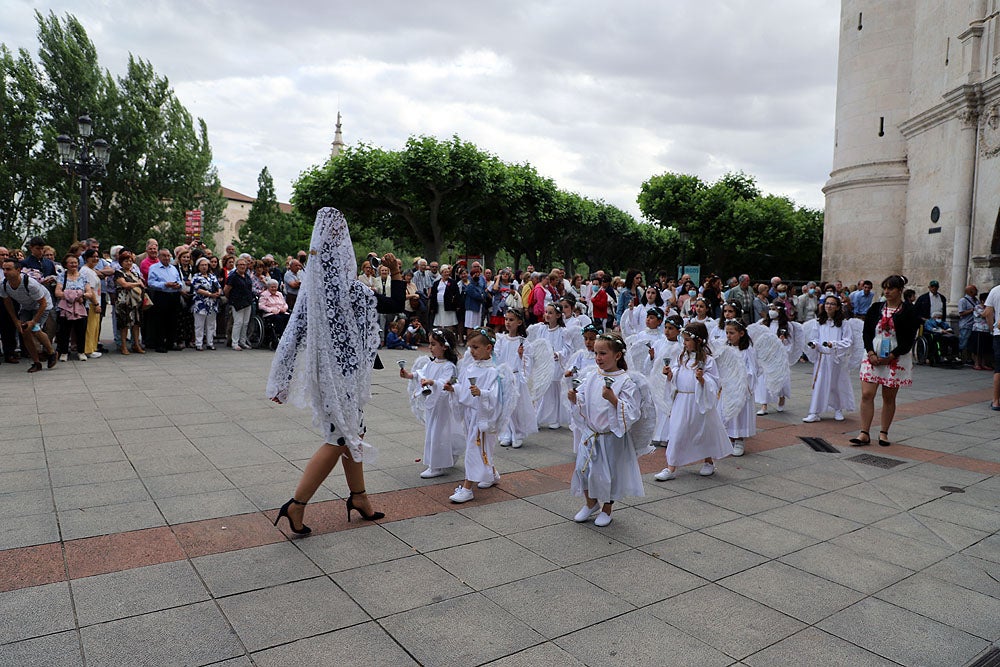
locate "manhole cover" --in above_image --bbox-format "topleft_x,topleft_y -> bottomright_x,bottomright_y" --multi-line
846,454 -> 906,469
963,645 -> 1000,667
940,486 -> 966,494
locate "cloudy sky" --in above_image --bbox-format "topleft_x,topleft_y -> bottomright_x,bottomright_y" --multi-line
3,0 -> 841,216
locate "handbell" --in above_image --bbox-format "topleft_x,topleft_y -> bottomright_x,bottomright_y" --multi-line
663,357 -> 671,367
469,377 -> 478,387
571,377 -> 582,388
604,376 -> 614,388
396,359 -> 406,369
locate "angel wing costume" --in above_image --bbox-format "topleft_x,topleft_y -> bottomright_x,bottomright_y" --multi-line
746,323 -> 792,406
493,332 -> 541,446
266,207 -> 380,463
454,358 -> 518,484
528,323 -> 573,428
802,318 -> 858,415
664,354 -> 734,468
716,345 -> 758,438
647,338 -> 683,443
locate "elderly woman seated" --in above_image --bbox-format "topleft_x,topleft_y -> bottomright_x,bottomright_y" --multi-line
258,279 -> 290,344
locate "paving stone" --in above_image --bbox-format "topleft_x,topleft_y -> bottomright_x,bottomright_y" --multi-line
817,597 -> 988,667
875,572 -> 1000,640
506,521 -> 630,567
154,489 -> 257,524
80,600 -> 244,667
755,504 -> 864,540
48,460 -> 138,488
744,627 -> 912,666
0,467 -> 50,493
483,642 -> 586,666
332,554 -> 471,618
779,542 -> 913,594
5,451 -> 47,472
831,525 -> 955,570
219,577 -> 366,651
718,561 -> 864,624
871,512 -> 990,551
383,510 -> 499,553
798,490 -> 902,524
45,445 -> 126,469
582,506 -> 688,546
568,548 -> 708,607
688,484 -> 789,515
638,496 -> 743,529
252,620 -> 417,666
0,511 -> 60,549
192,541 -> 322,597
556,609 -> 732,667
641,531 -> 769,581
57,499 -> 165,541
381,593 -> 545,667
776,463 -> 864,491
426,536 -> 558,590
457,497 -> 565,535
71,560 -> 210,626
922,553 -> 1000,600
0,631 -> 83,667
0,581 -> 75,643
483,569 -> 634,639
648,584 -> 806,660
0,488 -> 55,519
142,469 -> 236,499
911,497 -> 1000,533
701,516 -> 820,558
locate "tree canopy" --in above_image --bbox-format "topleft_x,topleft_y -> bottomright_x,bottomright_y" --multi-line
0,11 -> 223,252
237,166 -> 310,258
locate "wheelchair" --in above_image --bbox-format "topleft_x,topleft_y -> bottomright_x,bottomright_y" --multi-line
245,303 -> 283,350
913,323 -> 961,366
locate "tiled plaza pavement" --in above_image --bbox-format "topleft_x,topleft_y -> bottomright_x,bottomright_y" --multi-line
1,343 -> 999,666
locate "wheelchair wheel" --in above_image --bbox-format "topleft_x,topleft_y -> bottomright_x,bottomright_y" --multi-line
914,335 -> 929,365
246,314 -> 265,349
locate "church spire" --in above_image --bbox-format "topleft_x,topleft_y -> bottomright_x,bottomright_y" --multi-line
330,110 -> 345,158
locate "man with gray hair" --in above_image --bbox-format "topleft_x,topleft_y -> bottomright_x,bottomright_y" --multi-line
726,273 -> 755,324
411,257 -> 433,329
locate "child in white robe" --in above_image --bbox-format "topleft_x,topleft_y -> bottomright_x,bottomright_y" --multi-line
564,325 -> 599,453
494,308 -> 538,448
533,304 -> 573,429
802,296 -> 856,423
655,321 -> 734,480
626,307 -> 666,375
722,320 -> 758,457
446,329 -> 514,503
568,331 -> 645,527
649,315 -> 684,446
400,328 -> 465,478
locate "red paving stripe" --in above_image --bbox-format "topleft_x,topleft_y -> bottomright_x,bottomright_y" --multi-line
64,526 -> 185,580
0,543 -> 65,593
2,386 -> 998,593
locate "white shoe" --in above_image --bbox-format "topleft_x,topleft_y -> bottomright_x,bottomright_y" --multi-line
548,423 -> 561,430
478,472 -> 500,489
449,486 -> 474,503
58,354 -> 68,362
88,352 -> 102,359
776,403 -> 785,413
732,441 -> 745,457
699,463 -> 715,476
420,468 -> 445,478
594,511 -> 613,527
573,504 -> 600,522
654,467 -> 676,481
77,353 -> 87,361
802,414 -> 821,423
834,410 -> 845,421
499,440 -> 512,447
512,440 -> 523,449
756,408 -> 767,416
232,345 -> 242,351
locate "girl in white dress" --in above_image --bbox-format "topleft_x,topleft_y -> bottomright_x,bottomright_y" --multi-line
494,308 -> 538,449
685,297 -> 717,339
710,301 -> 742,345
655,321 -> 734,480
533,304 -> 573,429
802,296 -> 856,423
446,329 -> 515,503
649,315 -> 684,446
564,325 -> 599,453
400,328 -> 465,478
723,320 -> 758,457
755,303 -> 794,414
568,332 -> 646,527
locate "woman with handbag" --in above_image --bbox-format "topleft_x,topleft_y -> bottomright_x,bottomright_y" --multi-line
54,254 -> 92,362
114,251 -> 146,354
429,264 -> 460,338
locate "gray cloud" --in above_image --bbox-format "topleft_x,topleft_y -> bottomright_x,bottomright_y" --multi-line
2,0 -> 840,216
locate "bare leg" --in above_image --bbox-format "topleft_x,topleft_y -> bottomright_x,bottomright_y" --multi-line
132,326 -> 144,351
582,490 -> 597,509
287,443 -> 344,527
878,386 -> 899,437
859,381 -> 877,440
21,326 -> 39,362
33,330 -> 53,355
993,372 -> 1000,408
341,452 -> 378,515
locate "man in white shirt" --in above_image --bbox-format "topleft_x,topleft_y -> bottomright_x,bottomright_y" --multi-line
981,284 -> 1000,410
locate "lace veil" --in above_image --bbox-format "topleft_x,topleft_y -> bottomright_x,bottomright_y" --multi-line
265,207 -> 380,462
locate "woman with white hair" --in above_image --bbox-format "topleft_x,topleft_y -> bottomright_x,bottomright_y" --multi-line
258,278 -> 291,344
191,256 -> 222,350
269,207 -> 405,534
429,264 -> 460,335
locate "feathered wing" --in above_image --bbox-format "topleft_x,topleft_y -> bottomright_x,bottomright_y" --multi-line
626,371 -> 657,457
406,355 -> 433,424
847,318 -> 866,368
565,322 -> 585,354
526,322 -> 546,342
494,362 -> 520,434
802,319 -> 820,364
715,346 -> 751,422
526,338 -> 554,403
620,307 -> 640,339
625,335 -> 653,375
646,362 -> 674,420
457,347 -> 474,377
786,321 -> 805,364
747,323 -> 791,397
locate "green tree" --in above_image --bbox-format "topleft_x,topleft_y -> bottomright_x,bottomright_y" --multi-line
239,167 -> 291,257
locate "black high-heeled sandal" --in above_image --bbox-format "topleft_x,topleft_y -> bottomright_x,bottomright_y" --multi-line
878,431 -> 891,447
849,430 -> 871,446
346,490 -> 385,523
274,498 -> 311,534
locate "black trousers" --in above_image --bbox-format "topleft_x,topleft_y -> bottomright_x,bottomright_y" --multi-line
56,315 -> 87,355
148,290 -> 180,350
0,304 -> 18,360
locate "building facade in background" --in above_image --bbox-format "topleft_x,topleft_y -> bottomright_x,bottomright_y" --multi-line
824,0 -> 1000,309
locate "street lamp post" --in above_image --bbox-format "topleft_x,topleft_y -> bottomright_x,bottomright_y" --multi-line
56,113 -> 110,241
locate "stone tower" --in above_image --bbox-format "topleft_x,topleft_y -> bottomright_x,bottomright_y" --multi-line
330,111 -> 345,159
823,0 -> 1000,306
